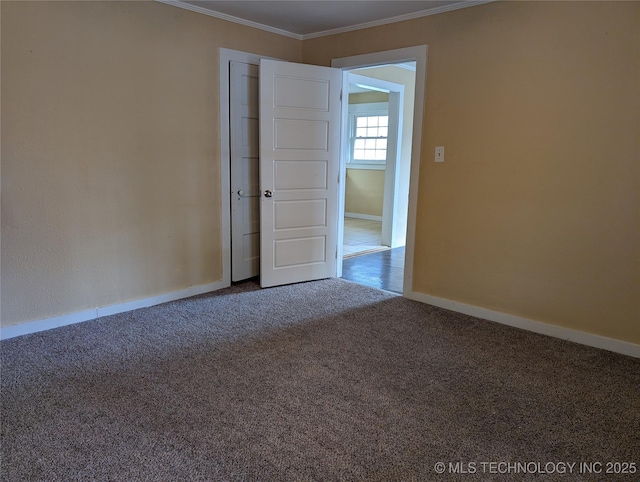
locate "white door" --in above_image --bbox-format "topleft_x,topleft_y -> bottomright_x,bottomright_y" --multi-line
259,59 -> 342,288
230,61 -> 260,281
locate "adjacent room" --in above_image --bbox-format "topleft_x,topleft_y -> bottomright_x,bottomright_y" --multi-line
2,0 -> 638,479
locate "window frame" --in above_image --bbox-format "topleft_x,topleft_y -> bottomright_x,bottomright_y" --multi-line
347,102 -> 390,170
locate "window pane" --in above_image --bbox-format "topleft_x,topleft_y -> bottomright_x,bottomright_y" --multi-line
349,108 -> 390,164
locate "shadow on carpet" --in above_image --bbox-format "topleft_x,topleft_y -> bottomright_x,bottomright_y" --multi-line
2,278 -> 639,481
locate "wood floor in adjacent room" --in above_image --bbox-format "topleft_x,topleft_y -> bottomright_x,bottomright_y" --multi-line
342,247 -> 405,294
342,217 -> 404,294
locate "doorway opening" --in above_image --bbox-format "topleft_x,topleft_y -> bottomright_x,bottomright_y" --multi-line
220,46 -> 427,296
339,62 -> 417,295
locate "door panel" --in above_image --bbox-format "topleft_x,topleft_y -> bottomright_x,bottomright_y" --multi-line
259,59 -> 342,288
230,61 -> 260,281
274,161 -> 328,190
274,199 -> 327,230
274,236 -> 326,268
274,120 -> 329,150
274,77 -> 330,110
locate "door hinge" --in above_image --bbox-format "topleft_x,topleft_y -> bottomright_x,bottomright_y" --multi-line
340,90 -> 343,102
335,248 -> 338,259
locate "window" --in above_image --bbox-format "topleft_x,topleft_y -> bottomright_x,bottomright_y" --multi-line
348,102 -> 389,168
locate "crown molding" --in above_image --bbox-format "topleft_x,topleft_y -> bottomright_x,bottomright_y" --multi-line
156,0 -> 495,42
155,0 -> 304,40
301,0 -> 495,40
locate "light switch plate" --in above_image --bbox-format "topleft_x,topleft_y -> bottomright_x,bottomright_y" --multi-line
435,146 -> 444,163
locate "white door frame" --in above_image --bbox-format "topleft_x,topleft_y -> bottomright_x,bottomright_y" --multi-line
332,45 -> 428,296
219,48 -> 281,288
220,45 -> 427,296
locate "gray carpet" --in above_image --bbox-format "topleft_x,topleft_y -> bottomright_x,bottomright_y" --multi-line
1,278 -> 639,481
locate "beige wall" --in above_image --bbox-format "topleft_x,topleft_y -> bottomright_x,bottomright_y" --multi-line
345,169 -> 384,217
2,1 -> 639,347
1,1 -> 300,326
304,1 -> 640,344
348,91 -> 388,104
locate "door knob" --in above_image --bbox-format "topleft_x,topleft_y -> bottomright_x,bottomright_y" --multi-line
237,190 -> 244,196
264,190 -> 273,198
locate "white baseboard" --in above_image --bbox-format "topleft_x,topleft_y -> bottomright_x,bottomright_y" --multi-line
344,212 -> 383,222
406,290 -> 640,359
0,280 -> 229,340
5,281 -> 637,359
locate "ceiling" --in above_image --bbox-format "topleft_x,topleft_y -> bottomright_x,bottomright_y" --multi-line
158,0 -> 491,40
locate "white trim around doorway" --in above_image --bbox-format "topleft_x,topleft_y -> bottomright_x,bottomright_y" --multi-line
219,46 -> 427,296
332,45 -> 428,297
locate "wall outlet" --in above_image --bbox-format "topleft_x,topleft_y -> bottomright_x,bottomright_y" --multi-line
435,146 -> 445,163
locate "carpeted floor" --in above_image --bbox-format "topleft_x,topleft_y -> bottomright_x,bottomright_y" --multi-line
1,278 -> 639,481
